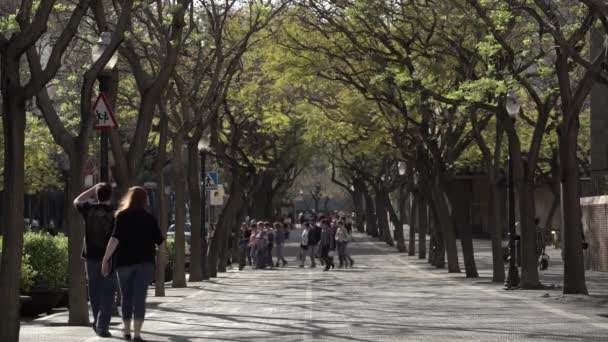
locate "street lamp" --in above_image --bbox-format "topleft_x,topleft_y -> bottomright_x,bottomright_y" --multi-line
91,32 -> 118,183
398,161 -> 406,176
505,89 -> 520,289
198,135 -> 211,280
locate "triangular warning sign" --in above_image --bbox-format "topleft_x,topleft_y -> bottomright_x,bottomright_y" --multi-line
93,93 -> 119,130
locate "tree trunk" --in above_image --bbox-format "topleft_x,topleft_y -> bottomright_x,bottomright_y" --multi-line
428,200 -> 445,269
186,143 -> 203,281
559,119 -> 588,294
155,187 -> 168,296
216,183 -> 246,273
154,111 -> 169,296
517,178 -> 541,289
0,90 -> 27,342
387,189 -> 406,252
375,190 -> 394,246
410,193 -> 419,257
450,181 -> 479,278
431,182 -> 460,272
418,194 -> 427,260
353,179 -> 366,232
171,138 -> 187,288
362,185 -> 378,237
488,174 -> 505,283
65,156 -> 90,325
207,220 -> 220,278
458,216 -> 479,278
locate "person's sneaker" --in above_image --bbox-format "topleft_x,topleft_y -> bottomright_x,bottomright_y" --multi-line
96,330 -> 112,338
133,337 -> 146,342
123,333 -> 132,341
283,260 -> 288,267
299,264 -> 304,268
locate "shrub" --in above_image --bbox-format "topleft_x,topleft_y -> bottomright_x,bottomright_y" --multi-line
0,236 -> 38,293
22,232 -> 68,290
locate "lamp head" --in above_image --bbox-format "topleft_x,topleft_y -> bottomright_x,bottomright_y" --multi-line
398,161 -> 406,176
197,135 -> 210,153
506,90 -> 520,118
91,32 -> 118,71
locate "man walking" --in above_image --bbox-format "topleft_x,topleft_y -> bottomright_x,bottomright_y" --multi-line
74,183 -> 116,338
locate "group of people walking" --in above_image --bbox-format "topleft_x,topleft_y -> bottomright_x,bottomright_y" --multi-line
236,213 -> 356,272
238,220 -> 290,270
299,216 -> 354,271
75,183 -> 163,341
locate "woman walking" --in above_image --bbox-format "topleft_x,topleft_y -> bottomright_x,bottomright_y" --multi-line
102,186 -> 164,342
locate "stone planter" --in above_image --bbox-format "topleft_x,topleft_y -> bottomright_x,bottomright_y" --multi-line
55,288 -> 69,308
20,288 -> 64,317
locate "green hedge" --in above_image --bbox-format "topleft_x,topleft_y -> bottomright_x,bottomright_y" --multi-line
23,232 -> 68,290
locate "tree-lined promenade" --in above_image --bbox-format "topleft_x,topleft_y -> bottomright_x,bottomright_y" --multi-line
1,1 -> 607,341
19,230 -> 608,342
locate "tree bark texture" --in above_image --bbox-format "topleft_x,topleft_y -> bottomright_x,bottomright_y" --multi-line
410,194 -> 419,257
362,185 -> 378,237
450,182 -> 479,278
0,91 -> 26,342
217,184 -> 246,273
559,116 -> 588,294
488,176 -> 505,283
353,179 -> 366,232
154,110 -> 169,296
186,143 -> 203,281
171,138 -> 187,288
430,183 -> 460,272
428,201 -> 445,268
375,190 -> 394,246
418,194 -> 427,260
65,158 -> 90,324
387,190 -> 406,253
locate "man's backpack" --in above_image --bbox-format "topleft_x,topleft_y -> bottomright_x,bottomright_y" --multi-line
85,205 -> 114,253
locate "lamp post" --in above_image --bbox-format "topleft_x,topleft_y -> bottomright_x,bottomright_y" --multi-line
198,135 -> 211,280
505,89 -> 521,289
91,32 -> 118,183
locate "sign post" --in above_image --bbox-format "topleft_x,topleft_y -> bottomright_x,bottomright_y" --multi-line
93,93 -> 119,130
93,93 -> 118,182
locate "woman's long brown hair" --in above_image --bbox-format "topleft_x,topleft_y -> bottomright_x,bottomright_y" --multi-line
115,186 -> 148,217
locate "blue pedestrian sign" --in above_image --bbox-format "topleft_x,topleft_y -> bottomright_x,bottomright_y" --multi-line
203,172 -> 219,189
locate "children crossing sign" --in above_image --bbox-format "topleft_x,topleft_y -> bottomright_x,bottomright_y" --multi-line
203,172 -> 219,189
93,93 -> 119,130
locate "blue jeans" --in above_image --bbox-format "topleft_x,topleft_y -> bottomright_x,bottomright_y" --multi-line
117,263 -> 154,321
85,260 -> 116,332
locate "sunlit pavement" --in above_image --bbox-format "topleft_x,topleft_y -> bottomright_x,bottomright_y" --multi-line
20,229 -> 608,341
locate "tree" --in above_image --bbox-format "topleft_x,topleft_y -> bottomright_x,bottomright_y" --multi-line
1,1 -> 91,338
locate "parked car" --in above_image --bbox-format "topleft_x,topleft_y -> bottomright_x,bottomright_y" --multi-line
166,222 -> 191,267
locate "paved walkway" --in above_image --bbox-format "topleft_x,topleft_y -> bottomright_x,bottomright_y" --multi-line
20,230 -> 608,341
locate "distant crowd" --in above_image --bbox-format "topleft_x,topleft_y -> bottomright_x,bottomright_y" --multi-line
238,211 -> 355,272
